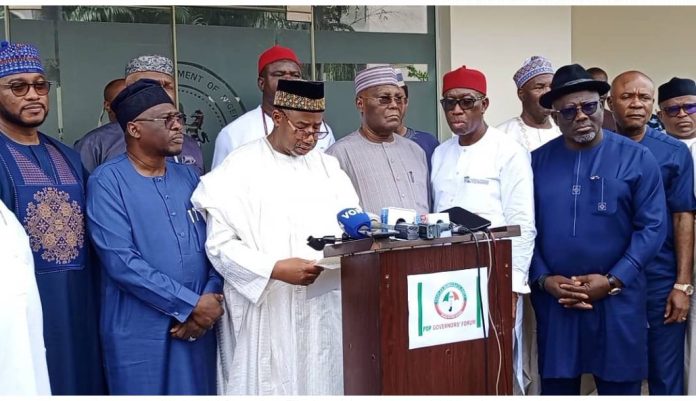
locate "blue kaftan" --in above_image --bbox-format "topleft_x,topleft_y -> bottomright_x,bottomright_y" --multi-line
86,154 -> 221,395
639,128 -> 696,394
530,130 -> 667,381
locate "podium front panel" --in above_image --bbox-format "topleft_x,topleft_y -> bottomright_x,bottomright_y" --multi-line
341,240 -> 513,395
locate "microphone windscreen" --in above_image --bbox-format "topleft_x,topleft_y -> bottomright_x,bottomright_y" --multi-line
337,208 -> 372,239
366,212 -> 383,229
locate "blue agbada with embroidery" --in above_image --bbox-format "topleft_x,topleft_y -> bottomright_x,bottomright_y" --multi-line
0,133 -> 105,394
530,130 -> 667,381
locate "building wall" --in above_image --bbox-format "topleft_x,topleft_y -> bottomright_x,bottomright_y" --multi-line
440,5 -> 696,142
571,6 -> 696,94
441,6 -> 572,139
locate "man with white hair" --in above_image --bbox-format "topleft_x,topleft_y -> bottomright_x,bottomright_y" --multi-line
326,65 -> 429,215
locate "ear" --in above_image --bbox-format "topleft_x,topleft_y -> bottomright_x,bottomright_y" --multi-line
271,109 -> 283,126
657,110 -> 665,124
480,97 -> 490,113
257,75 -> 265,92
517,87 -> 524,102
103,100 -> 112,114
126,122 -> 141,139
606,95 -> 614,112
551,111 -> 559,126
356,96 -> 364,114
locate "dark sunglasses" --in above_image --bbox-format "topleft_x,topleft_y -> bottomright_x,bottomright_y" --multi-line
439,96 -> 485,112
553,101 -> 599,121
662,103 -> 696,118
0,81 -> 52,97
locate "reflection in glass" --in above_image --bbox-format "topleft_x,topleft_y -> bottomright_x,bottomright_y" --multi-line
313,6 -> 427,34
317,63 -> 429,82
175,6 -> 309,30
9,6 -> 173,24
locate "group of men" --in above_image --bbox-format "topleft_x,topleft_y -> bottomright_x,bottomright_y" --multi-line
2,36 -> 696,397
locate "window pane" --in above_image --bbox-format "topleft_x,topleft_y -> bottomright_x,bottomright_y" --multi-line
175,7 -> 311,171
315,7 -> 436,140
9,6 -> 173,146
12,6 -> 173,24
318,63 -> 429,82
175,6 -> 309,30
314,6 -> 428,34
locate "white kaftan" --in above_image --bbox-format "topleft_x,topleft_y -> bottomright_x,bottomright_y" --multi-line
431,126 -> 536,395
0,201 -> 51,395
496,116 -> 561,152
191,137 -> 359,395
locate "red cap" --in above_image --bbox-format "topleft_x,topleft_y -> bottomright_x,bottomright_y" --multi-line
258,45 -> 300,75
442,65 -> 487,96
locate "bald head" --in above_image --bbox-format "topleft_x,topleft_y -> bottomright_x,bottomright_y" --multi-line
607,70 -> 655,138
103,78 -> 126,123
104,78 -> 126,103
587,67 -> 608,82
611,71 -> 654,91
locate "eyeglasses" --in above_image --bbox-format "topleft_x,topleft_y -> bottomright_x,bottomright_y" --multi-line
439,96 -> 486,112
133,112 -> 186,130
281,111 -> 329,140
552,101 -> 600,121
0,81 -> 52,97
662,103 -> 696,118
362,95 -> 406,106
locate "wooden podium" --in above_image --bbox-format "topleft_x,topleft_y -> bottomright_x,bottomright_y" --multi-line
324,226 -> 519,395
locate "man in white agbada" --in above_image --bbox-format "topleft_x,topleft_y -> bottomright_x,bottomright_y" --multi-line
0,200 -> 51,395
495,56 -> 559,395
192,79 -> 359,395
431,65 -> 536,395
497,56 -> 561,152
211,45 -> 335,168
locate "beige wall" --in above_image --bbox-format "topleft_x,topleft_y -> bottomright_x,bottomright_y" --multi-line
441,6 -> 572,139
439,5 -> 696,140
572,6 -> 696,99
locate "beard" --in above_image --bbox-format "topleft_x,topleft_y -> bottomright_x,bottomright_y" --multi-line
0,102 -> 48,128
571,131 -> 596,144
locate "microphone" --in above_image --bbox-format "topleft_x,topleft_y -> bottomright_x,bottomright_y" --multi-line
307,235 -> 340,251
337,208 -> 372,239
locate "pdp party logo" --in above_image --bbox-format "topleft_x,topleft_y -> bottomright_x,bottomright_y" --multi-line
176,61 -> 246,148
434,282 -> 467,319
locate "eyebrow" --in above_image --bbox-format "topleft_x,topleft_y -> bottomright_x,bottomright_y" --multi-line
7,78 -> 45,83
445,94 -> 478,99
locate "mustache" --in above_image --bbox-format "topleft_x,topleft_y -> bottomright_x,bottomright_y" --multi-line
21,103 -> 46,111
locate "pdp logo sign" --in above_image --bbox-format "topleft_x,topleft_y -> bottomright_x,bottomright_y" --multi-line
434,282 -> 467,319
177,61 -> 246,148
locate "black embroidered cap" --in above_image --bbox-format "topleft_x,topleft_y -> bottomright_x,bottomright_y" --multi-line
273,79 -> 325,112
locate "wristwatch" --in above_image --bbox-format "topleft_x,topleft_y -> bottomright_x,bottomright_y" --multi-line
537,274 -> 549,292
607,274 -> 622,296
674,283 -> 695,296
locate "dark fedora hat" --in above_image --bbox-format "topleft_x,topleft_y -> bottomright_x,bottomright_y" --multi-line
539,64 -> 611,109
